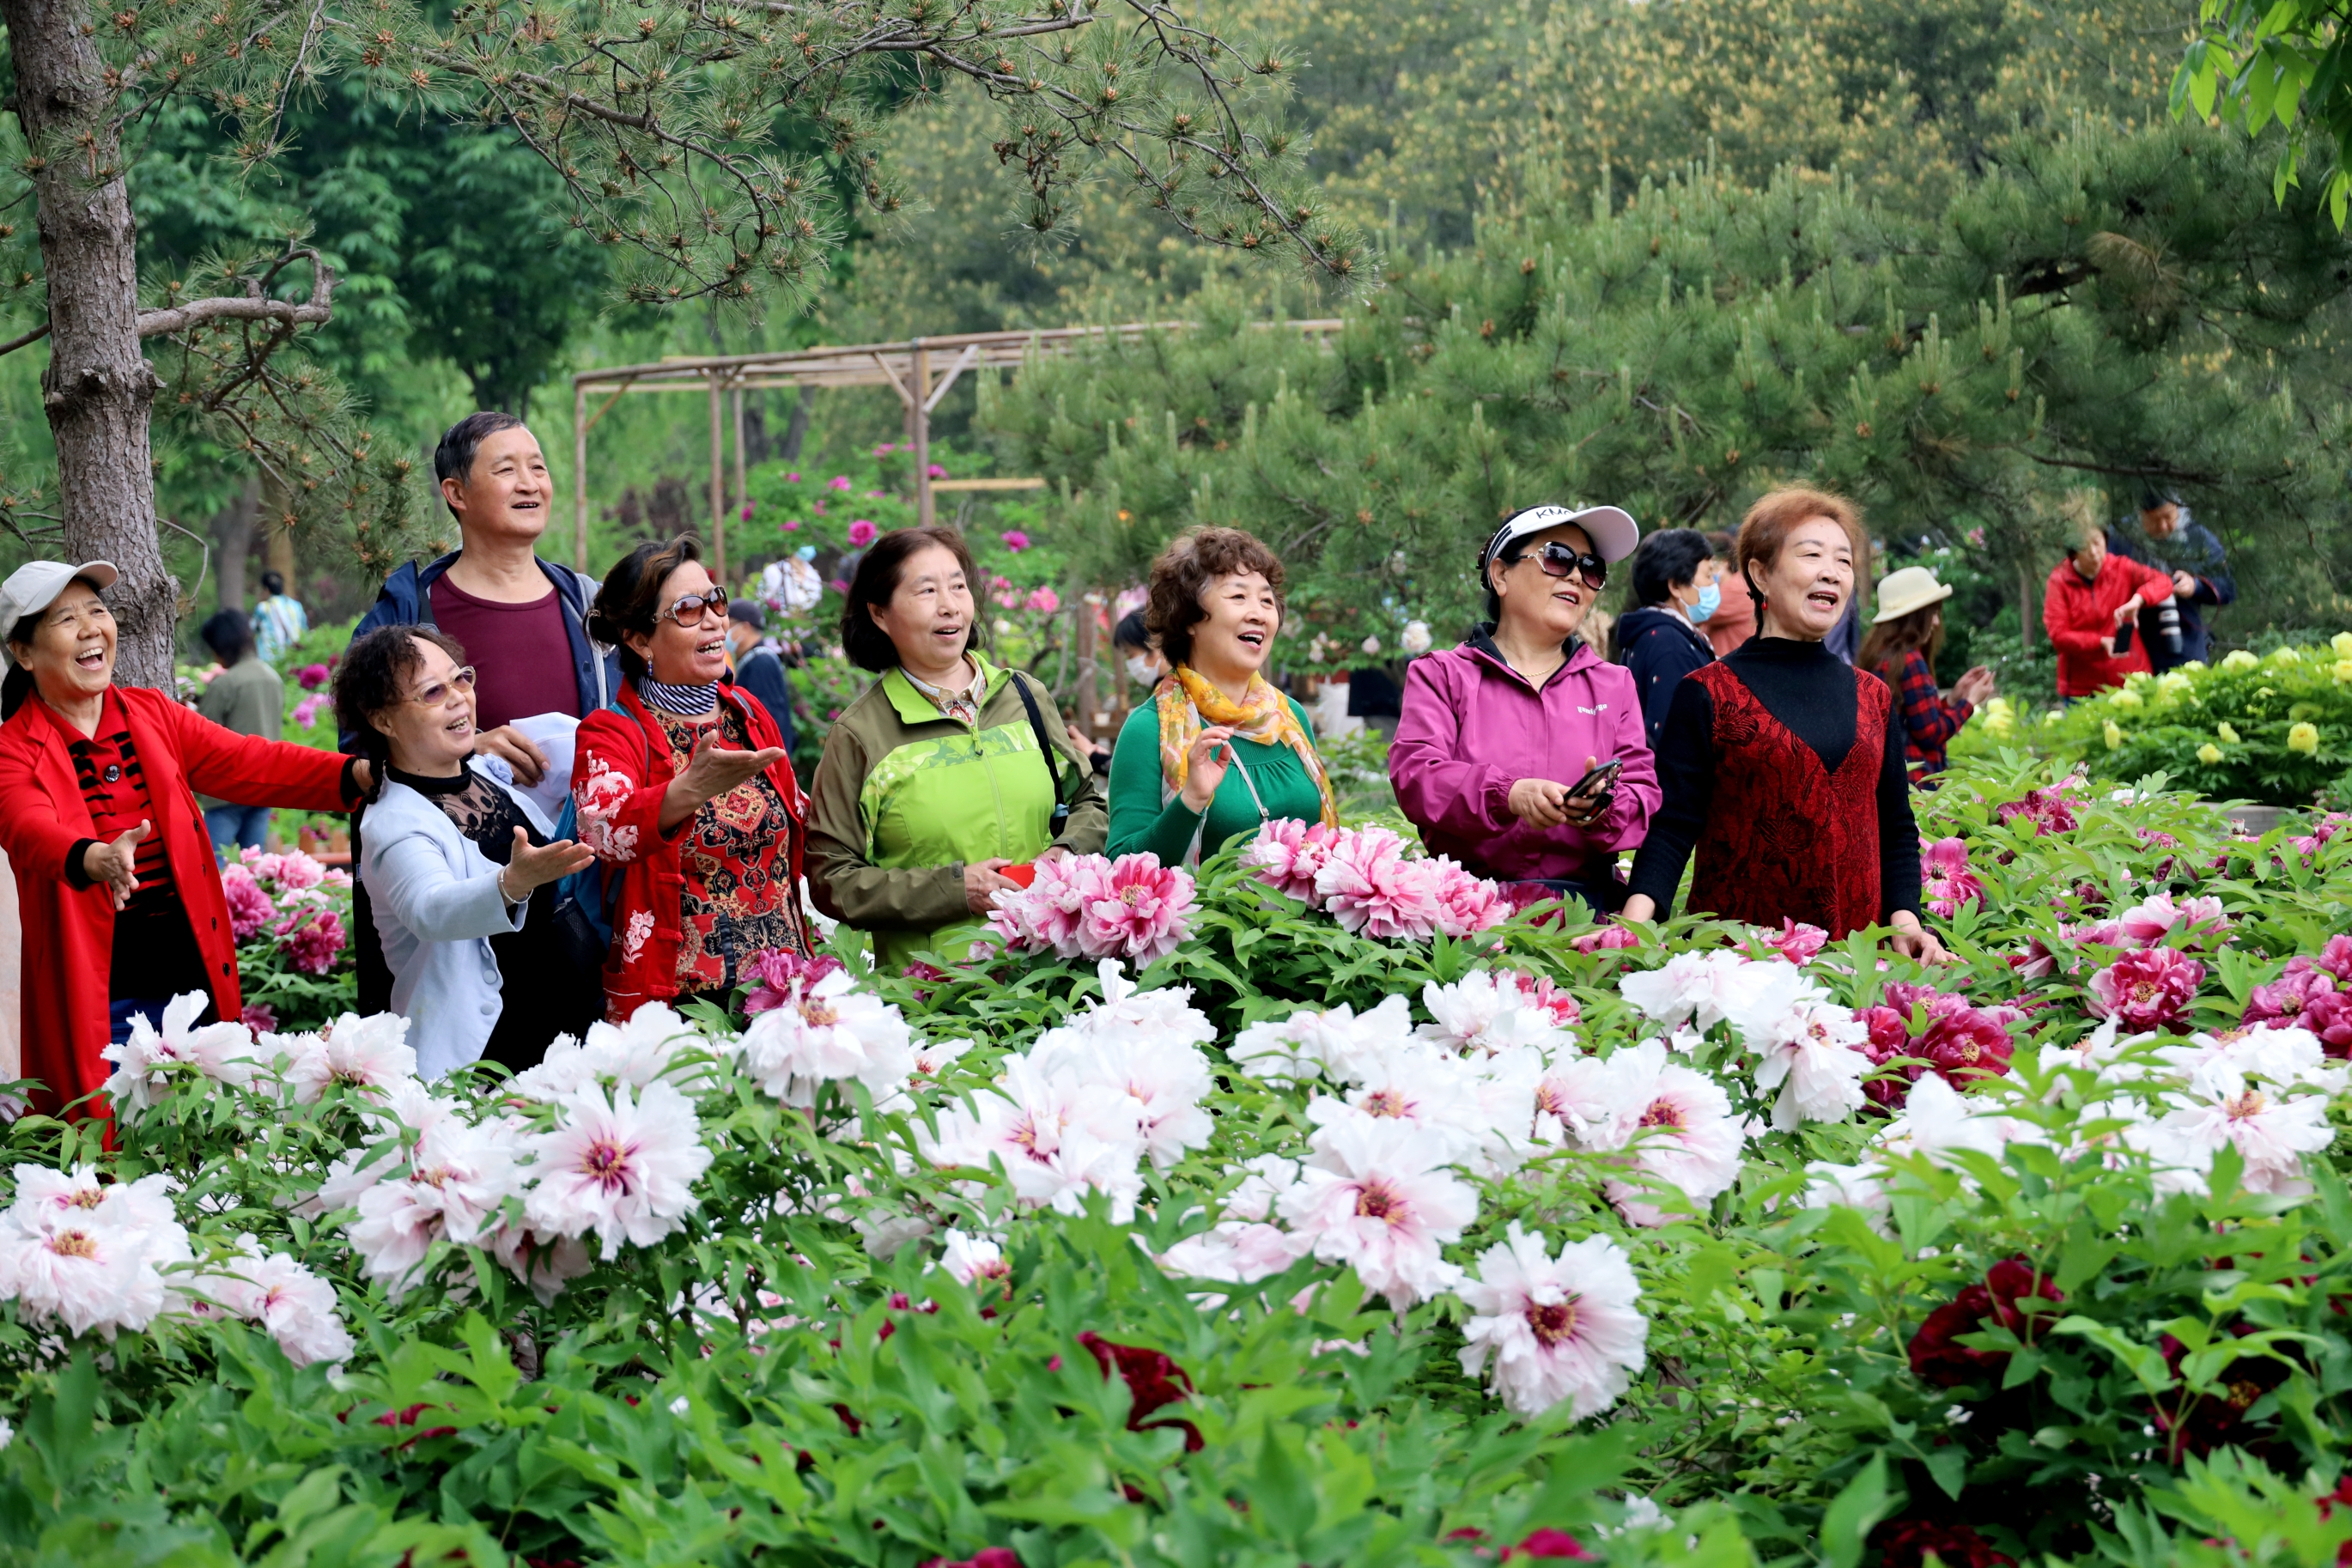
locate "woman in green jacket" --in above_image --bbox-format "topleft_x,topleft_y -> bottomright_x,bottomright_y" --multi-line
806,526 -> 1106,971
1107,527 -> 1338,863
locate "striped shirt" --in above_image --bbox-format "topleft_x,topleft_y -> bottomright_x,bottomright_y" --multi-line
46,695 -> 210,1001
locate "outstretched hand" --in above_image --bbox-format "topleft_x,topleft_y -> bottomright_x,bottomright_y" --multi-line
503,829 -> 596,901
661,731 -> 789,831
80,821 -> 149,910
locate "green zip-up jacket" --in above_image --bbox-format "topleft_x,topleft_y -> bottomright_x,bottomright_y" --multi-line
805,654 -> 1108,972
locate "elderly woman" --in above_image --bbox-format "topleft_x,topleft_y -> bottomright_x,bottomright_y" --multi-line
337,626 -> 598,1079
1107,528 -> 1336,864
1613,526 -> 1722,748
0,560 -> 370,1116
2043,496 -> 2178,703
807,525 -> 1105,972
1389,505 -> 1658,913
576,537 -> 811,1020
1622,489 -> 1940,957
1858,566 -> 1995,784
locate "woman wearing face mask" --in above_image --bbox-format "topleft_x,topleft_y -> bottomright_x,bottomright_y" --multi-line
1389,506 -> 1658,912
1611,528 -> 1721,749
1107,528 -> 1337,863
1621,489 -> 1941,959
1067,611 -> 1164,776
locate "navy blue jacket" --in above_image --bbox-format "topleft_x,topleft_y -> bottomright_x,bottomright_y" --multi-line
2106,516 -> 2235,670
340,552 -> 618,751
1614,605 -> 1716,749
732,645 -> 799,754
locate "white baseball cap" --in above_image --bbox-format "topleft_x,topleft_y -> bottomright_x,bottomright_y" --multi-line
1482,504 -> 1641,572
0,560 -> 119,665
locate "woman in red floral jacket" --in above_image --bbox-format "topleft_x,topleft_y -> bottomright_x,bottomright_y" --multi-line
0,560 -> 369,1118
574,538 -> 810,1022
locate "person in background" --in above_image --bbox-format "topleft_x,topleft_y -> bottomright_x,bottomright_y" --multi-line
2044,499 -> 2178,703
808,526 -> 1105,971
1108,528 -> 1338,865
0,561 -> 370,1118
1346,664 -> 1404,739
1067,611 -> 1164,775
2106,489 -> 2233,670
344,410 -> 620,1011
577,538 -> 811,1020
1611,527 -> 1720,748
1390,504 -> 1657,912
1622,489 -> 1939,955
726,599 -> 799,764
1701,530 -> 1756,657
1858,566 -> 1993,785
252,569 -> 309,664
195,608 -> 286,857
337,626 -> 598,1079
760,545 -> 825,618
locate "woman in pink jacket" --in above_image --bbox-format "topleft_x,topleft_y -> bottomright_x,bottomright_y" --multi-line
1389,505 -> 1660,914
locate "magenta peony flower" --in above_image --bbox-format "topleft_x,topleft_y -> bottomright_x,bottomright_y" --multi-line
784,471 -> 801,483
2118,891 -> 2230,950
222,866 -> 277,941
295,663 -> 331,691
1240,818 -> 1340,906
2302,987 -> 2352,1056
872,443 -> 893,458
927,464 -> 947,479
1919,1006 -> 2013,1085
1314,827 -> 1443,941
1761,917 -> 1828,964
1001,530 -> 1030,552
1078,854 -> 1194,964
1996,787 -> 2079,836
740,502 -> 754,520
2087,945 -> 2204,1031
828,475 -> 853,491
1919,837 -> 1984,919
1571,923 -> 1642,954
273,905 -> 347,976
847,520 -> 878,548
742,947 -> 847,1015
2243,965 -> 2332,1028
2319,936 -> 2352,982
240,1003 -> 278,1034
783,519 -> 799,532
1024,586 -> 1061,614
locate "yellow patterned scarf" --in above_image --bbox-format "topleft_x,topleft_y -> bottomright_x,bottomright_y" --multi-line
1154,665 -> 1340,830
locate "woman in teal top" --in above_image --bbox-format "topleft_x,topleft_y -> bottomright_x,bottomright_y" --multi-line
1106,527 -> 1338,863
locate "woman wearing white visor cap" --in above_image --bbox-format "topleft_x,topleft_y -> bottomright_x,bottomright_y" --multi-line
1389,503 -> 1660,916
0,560 -> 375,1123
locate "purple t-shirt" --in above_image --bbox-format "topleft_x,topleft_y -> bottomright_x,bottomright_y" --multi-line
428,574 -> 580,732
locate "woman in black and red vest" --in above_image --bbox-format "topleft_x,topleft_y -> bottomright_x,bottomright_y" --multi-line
1620,488 -> 1944,962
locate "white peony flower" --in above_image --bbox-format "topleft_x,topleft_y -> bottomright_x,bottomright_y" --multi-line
1456,1224 -> 1648,1419
509,1005 -> 724,1103
2157,1027 -> 2345,1097
1573,1041 -> 1746,1227
1618,951 -> 1752,1031
1156,1221 -> 1311,1284
522,1081 -> 714,1259
937,1230 -> 1011,1285
347,1116 -> 526,1295
1418,971 -> 1572,1061
1027,1024 -> 1216,1171
916,1056 -> 1146,1223
484,1223 -> 595,1305
1802,1160 -> 1891,1229
1074,960 -> 1219,1049
100,992 -> 266,1118
1745,1001 -> 1873,1130
2143,1067 -> 2335,1197
1278,1114 -> 1477,1307
1223,1155 -> 1301,1221
0,1183 -> 190,1339
1872,1073 -> 2010,1164
282,1013 -> 419,1104
1231,995 -> 1418,1085
737,969 -> 915,1108
204,1241 -> 355,1367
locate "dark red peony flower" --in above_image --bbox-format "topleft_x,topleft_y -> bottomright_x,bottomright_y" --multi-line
1078,1331 -> 1205,1451
1920,1006 -> 2015,1086
2152,1328 -> 2294,1463
1503,1528 -> 1597,1561
1907,1258 -> 2063,1389
1874,1518 -> 2015,1568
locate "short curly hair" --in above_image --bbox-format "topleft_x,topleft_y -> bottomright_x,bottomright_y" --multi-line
1143,527 -> 1285,670
335,624 -> 469,766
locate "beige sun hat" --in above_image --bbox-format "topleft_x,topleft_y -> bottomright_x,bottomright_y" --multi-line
0,560 -> 119,664
1872,564 -> 1955,624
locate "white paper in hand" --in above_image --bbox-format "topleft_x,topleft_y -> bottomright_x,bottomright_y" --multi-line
509,712 -> 580,822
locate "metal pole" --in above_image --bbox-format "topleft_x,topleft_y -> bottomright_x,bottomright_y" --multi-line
912,337 -> 933,527
708,374 -> 727,588
573,380 -> 588,573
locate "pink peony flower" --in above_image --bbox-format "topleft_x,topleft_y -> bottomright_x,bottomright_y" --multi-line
248,849 -> 327,892
1079,854 -> 1194,964
828,475 -> 853,491
1024,586 -> 1061,614
273,905 -> 346,975
1315,827 -> 1443,941
295,663 -> 331,691
1996,787 -> 2080,836
1919,837 -> 1984,919
783,519 -> 799,532
1571,923 -> 1642,954
927,464 -> 947,479
741,948 -> 847,1016
2118,891 -> 2231,950
291,694 -> 325,730
872,443 -> 894,458
240,1003 -> 278,1035
847,520 -> 878,548
1241,818 -> 1340,905
222,866 -> 276,940
1509,971 -> 1583,1028
987,854 -> 1097,957
1429,860 -> 1510,939
1001,530 -> 1030,552
2087,946 -> 2205,1032
1759,917 -> 1828,964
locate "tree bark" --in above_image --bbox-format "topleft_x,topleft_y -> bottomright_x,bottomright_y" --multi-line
2,0 -> 176,688
208,477 -> 259,612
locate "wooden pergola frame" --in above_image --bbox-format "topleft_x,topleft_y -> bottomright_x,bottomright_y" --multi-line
568,319 -> 1345,578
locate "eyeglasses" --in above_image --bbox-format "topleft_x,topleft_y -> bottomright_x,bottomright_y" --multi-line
410,666 -> 477,707
1518,541 -> 1609,590
662,592 -> 728,629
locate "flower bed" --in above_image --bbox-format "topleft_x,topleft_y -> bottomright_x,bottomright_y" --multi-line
0,761 -> 2349,1563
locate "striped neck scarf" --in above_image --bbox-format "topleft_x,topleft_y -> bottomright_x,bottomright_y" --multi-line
636,674 -> 720,715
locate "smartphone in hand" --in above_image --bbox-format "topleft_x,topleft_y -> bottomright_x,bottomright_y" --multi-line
2113,621 -> 2136,656
1569,757 -> 1625,799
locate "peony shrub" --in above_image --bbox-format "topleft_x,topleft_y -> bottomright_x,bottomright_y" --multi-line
3,757 -> 2352,1562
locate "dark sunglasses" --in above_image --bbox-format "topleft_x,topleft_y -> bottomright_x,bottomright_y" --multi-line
1516,540 -> 1608,590
661,591 -> 728,629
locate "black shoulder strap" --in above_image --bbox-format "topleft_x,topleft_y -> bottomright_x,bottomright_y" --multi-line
1008,672 -> 1074,830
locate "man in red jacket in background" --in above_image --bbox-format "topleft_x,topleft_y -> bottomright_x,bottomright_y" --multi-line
2043,512 -> 2179,703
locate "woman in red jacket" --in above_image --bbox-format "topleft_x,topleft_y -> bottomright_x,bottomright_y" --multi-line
574,537 -> 809,1023
0,561 -> 371,1117
2043,507 -> 2178,702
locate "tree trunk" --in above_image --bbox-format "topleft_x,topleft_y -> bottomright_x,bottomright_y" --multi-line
3,0 -> 174,689
779,385 -> 813,462
209,477 -> 258,612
